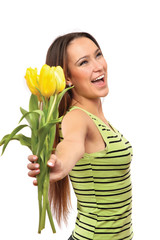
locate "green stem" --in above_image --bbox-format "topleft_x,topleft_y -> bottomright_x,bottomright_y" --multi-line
37,180 -> 42,233
37,159 -> 45,233
36,93 -> 58,233
47,199 -> 56,233
46,94 -> 57,123
40,168 -> 49,230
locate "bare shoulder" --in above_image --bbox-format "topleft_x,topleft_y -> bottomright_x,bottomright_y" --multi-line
61,109 -> 89,140
62,109 -> 89,125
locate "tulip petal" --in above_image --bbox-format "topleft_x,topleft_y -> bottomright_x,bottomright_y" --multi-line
25,67 -> 40,97
54,66 -> 66,93
39,64 -> 56,98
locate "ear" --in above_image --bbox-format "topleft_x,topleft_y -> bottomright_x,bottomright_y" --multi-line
66,76 -> 73,87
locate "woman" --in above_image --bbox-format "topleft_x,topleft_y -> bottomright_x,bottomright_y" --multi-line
28,32 -> 133,240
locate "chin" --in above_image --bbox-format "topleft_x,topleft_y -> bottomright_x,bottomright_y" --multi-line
101,87 -> 109,97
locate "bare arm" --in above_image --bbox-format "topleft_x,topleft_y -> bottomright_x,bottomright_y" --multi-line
28,109 -> 88,184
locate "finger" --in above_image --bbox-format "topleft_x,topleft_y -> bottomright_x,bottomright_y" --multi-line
28,169 -> 40,178
47,154 -> 57,168
50,154 -> 57,161
27,163 -> 40,170
33,179 -> 38,186
28,155 -> 38,163
47,160 -> 55,168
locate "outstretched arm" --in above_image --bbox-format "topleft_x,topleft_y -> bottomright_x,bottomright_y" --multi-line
27,109 -> 88,185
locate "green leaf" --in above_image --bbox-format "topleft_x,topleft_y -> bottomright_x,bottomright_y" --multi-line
20,107 -> 31,125
29,94 -> 40,130
0,134 -> 9,146
14,134 -> 31,149
42,97 -> 48,120
31,131 -> 38,155
1,124 -> 29,155
20,105 -> 39,154
19,110 -> 44,124
20,99 -> 40,130
36,117 -> 62,156
0,134 -> 31,149
53,86 -> 74,118
29,94 -> 38,112
48,125 -> 56,154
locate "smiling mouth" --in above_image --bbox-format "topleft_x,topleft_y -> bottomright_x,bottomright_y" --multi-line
91,75 -> 105,85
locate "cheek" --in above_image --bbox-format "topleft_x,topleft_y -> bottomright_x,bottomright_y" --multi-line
70,68 -> 91,84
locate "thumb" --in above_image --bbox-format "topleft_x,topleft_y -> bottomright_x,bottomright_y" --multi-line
47,154 -> 57,168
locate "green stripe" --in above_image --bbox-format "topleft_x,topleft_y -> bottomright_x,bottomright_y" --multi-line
60,106 -> 133,239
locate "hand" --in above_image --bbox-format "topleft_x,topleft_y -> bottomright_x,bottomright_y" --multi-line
47,154 -> 64,182
27,154 -> 64,186
27,155 -> 40,186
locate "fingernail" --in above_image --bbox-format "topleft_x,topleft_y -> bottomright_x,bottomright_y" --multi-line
48,162 -> 54,167
35,164 -> 39,169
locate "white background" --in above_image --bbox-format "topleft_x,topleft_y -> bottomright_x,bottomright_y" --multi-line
0,0 -> 160,239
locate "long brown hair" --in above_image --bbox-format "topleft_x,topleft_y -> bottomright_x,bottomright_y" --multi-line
46,32 -> 100,226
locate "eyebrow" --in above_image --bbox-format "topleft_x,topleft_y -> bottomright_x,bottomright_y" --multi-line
75,48 -> 100,64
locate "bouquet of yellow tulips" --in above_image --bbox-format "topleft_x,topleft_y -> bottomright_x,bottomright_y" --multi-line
0,64 -> 72,234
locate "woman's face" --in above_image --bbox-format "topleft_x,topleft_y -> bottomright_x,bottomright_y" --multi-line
66,37 -> 109,100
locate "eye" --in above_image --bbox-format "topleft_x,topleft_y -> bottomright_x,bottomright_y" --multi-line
79,60 -> 88,66
96,51 -> 103,58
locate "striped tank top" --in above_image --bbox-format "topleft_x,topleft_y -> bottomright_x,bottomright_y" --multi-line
60,106 -> 133,240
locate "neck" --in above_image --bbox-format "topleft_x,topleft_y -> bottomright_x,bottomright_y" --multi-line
71,96 -> 104,116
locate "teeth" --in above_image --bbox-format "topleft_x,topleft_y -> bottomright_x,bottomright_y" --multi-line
92,75 -> 104,82
96,75 -> 104,80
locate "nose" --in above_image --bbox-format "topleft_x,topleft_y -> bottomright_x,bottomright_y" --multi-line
92,59 -> 103,72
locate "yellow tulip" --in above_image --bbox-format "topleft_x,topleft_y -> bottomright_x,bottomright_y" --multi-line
39,64 -> 56,98
54,66 -> 66,94
25,67 -> 40,97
